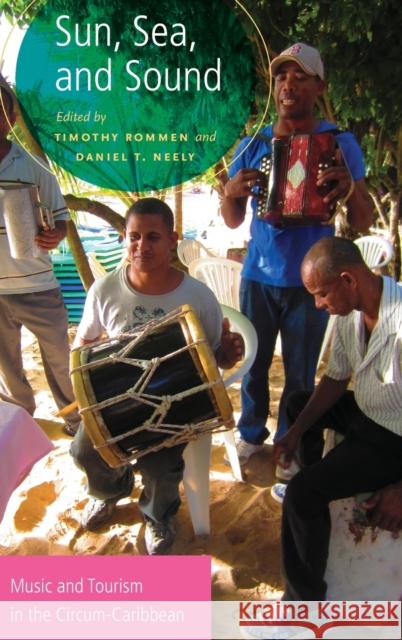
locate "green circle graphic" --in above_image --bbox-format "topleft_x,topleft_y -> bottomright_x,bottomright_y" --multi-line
16,0 -> 257,191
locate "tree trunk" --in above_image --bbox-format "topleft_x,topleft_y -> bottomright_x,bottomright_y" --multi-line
66,221 -> 94,291
64,194 -> 125,236
369,188 -> 389,229
389,191 -> 401,281
174,184 -> 183,239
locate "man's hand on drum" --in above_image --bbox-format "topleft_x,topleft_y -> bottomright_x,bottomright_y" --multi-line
361,481 -> 402,535
317,148 -> 354,207
215,318 -> 244,369
35,221 -> 66,251
224,168 -> 266,199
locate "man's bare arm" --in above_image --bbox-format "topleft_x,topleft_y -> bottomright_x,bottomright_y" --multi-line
345,178 -> 374,233
221,168 -> 262,229
274,375 -> 350,465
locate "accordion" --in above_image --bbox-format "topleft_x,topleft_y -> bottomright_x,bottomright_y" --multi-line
256,132 -> 338,227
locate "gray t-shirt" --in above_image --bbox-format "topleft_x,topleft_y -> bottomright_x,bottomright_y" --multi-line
77,267 -> 223,352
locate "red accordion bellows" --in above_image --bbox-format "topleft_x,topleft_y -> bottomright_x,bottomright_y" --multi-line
257,132 -> 337,227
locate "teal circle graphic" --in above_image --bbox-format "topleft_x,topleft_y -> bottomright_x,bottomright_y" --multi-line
16,0 -> 257,191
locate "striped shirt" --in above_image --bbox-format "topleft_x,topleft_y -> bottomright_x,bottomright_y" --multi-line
0,142 -> 69,294
326,276 -> 402,435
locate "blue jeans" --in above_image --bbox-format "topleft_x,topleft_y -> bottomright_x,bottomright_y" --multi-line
238,279 -> 328,443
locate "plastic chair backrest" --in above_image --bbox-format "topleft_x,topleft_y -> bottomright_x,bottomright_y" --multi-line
189,257 -> 242,310
354,235 -> 393,269
177,239 -> 213,267
219,304 -> 258,388
87,252 -> 108,279
87,248 -> 127,280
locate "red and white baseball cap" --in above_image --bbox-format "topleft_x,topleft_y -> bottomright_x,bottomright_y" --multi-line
270,43 -> 325,80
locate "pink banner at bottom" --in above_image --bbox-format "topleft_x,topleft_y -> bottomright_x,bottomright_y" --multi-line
0,601 -> 210,639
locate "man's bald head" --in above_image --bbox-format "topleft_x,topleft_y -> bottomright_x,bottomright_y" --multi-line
301,236 -> 366,281
301,237 -> 379,317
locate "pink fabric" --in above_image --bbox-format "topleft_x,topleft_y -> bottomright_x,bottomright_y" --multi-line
0,402 -> 54,522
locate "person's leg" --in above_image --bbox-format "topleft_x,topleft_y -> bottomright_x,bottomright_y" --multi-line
285,389 -> 357,464
70,423 -> 134,501
281,395 -> 402,600
275,287 -> 328,441
237,279 -> 279,444
17,289 -> 81,428
135,444 -> 186,523
135,444 -> 186,554
0,295 -> 36,414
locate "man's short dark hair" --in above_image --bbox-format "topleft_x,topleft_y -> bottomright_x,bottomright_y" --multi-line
126,197 -> 174,232
302,236 -> 365,279
0,87 -> 15,116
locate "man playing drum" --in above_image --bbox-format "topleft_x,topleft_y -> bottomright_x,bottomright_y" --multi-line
221,43 -> 373,465
71,197 -> 244,555
0,81 -> 80,436
274,236 -> 402,600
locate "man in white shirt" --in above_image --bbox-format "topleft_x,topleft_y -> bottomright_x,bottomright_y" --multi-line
71,197 -> 243,554
0,83 -> 80,435
274,236 -> 402,600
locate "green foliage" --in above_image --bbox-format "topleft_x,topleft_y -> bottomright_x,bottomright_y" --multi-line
1,0 -> 46,26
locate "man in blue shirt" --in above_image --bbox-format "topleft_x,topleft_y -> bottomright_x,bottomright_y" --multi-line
221,43 -> 373,463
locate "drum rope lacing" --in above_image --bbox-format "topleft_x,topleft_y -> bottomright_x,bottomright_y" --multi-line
71,307 -> 235,460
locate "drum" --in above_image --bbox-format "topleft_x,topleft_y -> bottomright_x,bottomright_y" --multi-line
256,132 -> 338,227
71,305 -> 234,468
0,180 -> 54,259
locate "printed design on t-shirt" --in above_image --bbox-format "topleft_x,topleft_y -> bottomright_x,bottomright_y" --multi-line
132,306 -> 166,325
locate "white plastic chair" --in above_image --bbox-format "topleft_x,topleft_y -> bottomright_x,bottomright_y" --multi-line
354,235 -> 394,269
317,235 -> 394,364
182,304 -> 258,535
189,257 -> 242,310
87,250 -> 128,280
177,239 -> 214,267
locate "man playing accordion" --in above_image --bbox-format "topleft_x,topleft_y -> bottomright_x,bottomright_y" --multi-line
221,43 -> 373,465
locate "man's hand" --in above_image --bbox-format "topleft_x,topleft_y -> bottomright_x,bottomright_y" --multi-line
273,425 -> 303,468
317,148 -> 353,206
361,482 -> 402,534
215,318 -> 244,369
224,168 -> 266,199
35,220 -> 66,251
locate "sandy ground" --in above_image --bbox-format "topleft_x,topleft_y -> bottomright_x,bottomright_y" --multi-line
0,327 -> 288,601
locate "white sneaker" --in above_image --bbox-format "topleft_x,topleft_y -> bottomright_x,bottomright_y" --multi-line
235,440 -> 264,465
275,459 -> 300,482
270,482 -> 287,504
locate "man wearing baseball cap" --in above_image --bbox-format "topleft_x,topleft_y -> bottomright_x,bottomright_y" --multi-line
221,43 -> 373,468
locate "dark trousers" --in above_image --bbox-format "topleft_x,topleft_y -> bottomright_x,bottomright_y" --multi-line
282,390 -> 402,600
71,423 -> 185,524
